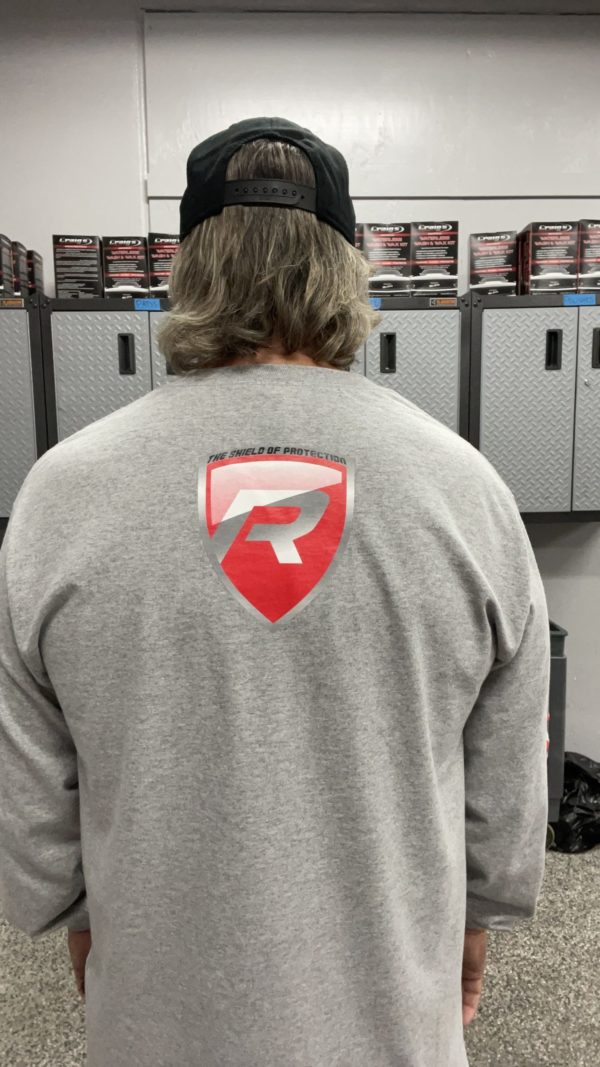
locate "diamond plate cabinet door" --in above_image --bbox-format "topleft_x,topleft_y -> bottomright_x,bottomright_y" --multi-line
149,311 -> 179,387
480,307 -> 578,513
365,310 -> 461,432
51,311 -> 152,440
0,309 -> 37,517
573,307 -> 600,511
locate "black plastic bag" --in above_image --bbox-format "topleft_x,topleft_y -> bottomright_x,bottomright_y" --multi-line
551,752 -> 600,853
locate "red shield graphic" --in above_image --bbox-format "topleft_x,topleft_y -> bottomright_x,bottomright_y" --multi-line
199,454 -> 354,624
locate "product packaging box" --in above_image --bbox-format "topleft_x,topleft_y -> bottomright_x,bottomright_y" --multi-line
102,237 -> 149,296
577,220 -> 600,291
518,222 -> 578,294
54,235 -> 103,298
27,250 -> 44,295
0,234 -> 15,296
148,233 -> 180,293
11,241 -> 28,296
410,222 -> 458,294
361,223 -> 412,295
469,231 -> 517,295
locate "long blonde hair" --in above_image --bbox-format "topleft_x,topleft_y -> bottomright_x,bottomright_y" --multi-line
157,138 -> 377,373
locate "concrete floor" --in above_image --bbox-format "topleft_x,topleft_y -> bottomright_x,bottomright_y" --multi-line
1,848 -> 598,1066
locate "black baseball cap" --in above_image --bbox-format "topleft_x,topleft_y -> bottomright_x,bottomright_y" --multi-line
179,117 -> 355,246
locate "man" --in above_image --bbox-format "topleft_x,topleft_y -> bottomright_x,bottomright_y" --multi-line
0,118 -> 549,1067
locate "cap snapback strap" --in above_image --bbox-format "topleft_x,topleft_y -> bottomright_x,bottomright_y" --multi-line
223,179 -> 317,212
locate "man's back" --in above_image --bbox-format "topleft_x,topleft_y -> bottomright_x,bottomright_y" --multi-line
0,364 -> 549,1067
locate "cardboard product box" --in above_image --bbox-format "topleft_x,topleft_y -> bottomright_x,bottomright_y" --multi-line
469,231 -> 517,296
0,233 -> 15,296
54,235 -> 103,298
102,236 -> 148,297
518,222 -> 578,294
361,223 -> 411,296
11,241 -> 28,296
410,222 -> 458,295
148,233 -> 180,293
578,220 -> 600,291
26,250 -> 44,295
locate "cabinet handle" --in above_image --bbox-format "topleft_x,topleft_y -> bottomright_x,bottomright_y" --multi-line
592,328 -> 600,370
545,329 -> 562,371
380,332 -> 396,374
118,333 -> 136,375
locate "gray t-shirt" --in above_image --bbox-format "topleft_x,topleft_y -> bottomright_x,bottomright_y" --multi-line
0,364 -> 550,1067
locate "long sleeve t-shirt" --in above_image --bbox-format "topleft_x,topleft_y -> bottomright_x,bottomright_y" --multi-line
0,363 -> 550,1067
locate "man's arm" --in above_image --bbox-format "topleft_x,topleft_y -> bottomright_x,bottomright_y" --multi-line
0,530 -> 89,937
463,526 -> 550,932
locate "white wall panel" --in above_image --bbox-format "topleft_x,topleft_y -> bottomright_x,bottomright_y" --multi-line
144,12 -> 600,199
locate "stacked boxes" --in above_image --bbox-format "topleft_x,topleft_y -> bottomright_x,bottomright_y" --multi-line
578,220 -> 600,292
102,237 -> 149,296
360,224 -> 412,296
53,236 -> 103,298
11,241 -> 28,296
27,250 -> 44,295
410,222 -> 459,295
0,234 -> 14,296
148,233 -> 180,293
469,232 -> 517,295
358,222 -> 458,296
517,222 -> 578,294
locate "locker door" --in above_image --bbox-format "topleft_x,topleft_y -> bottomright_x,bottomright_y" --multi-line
480,307 -> 577,512
51,310 -> 151,440
573,306 -> 600,511
149,311 -> 178,387
0,309 -> 37,516
365,309 -> 461,432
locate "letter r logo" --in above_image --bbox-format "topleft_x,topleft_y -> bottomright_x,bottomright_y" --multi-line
199,455 -> 354,624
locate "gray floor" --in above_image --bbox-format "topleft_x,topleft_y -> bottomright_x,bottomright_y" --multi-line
1,848 -> 598,1066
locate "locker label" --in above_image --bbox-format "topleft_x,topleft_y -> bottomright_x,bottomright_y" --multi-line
0,298 -> 24,308
562,293 -> 596,306
134,297 -> 161,310
429,297 -> 457,307
369,297 -> 382,310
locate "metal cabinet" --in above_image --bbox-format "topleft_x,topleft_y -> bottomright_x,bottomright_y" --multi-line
44,302 -> 152,443
478,306 -> 578,512
365,302 -> 464,435
470,295 -> 600,516
573,306 -> 600,512
0,301 -> 46,517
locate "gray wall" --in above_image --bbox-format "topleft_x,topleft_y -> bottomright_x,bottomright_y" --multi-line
0,0 -> 598,758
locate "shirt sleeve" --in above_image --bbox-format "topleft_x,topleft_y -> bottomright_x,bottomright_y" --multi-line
0,524 -> 89,938
463,519 -> 550,932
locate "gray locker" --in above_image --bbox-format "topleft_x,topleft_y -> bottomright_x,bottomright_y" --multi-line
0,309 -> 38,517
50,310 -> 152,440
573,306 -> 600,511
365,309 -> 461,432
479,307 -> 578,513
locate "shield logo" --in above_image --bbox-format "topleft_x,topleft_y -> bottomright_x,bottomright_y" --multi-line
199,453 -> 354,624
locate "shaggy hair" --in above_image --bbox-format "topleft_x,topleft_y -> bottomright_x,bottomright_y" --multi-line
157,138 -> 377,373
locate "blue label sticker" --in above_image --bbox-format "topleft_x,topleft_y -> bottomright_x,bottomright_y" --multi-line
134,297 -> 161,311
369,297 -> 382,310
563,293 -> 596,306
